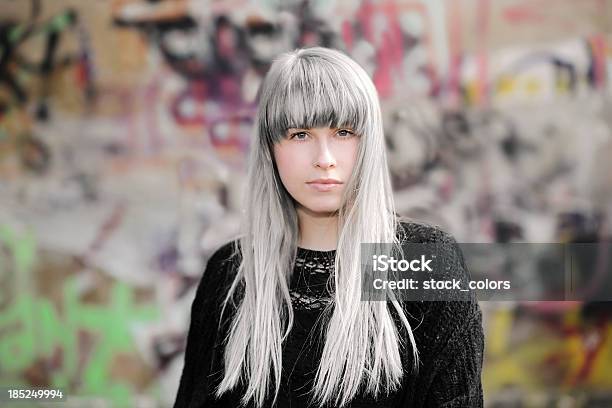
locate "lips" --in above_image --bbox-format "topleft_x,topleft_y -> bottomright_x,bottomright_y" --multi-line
306,178 -> 342,185
306,178 -> 343,192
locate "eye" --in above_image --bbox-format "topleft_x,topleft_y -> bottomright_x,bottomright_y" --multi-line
337,129 -> 355,138
289,131 -> 309,141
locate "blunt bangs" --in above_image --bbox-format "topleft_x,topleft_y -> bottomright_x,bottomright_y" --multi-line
259,50 -> 371,146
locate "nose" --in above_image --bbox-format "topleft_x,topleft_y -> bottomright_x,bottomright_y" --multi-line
313,140 -> 336,169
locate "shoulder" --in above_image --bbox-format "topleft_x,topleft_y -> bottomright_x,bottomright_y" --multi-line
397,219 -> 466,277
396,218 -> 468,282
195,239 -> 242,305
206,239 -> 242,271
396,218 -> 459,245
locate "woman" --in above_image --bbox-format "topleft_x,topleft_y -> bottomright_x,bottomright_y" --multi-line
175,47 -> 484,407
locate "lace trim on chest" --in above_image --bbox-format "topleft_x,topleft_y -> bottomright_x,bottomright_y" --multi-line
290,248 -> 335,311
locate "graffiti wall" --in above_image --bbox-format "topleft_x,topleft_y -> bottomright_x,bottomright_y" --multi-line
1,0 -> 611,406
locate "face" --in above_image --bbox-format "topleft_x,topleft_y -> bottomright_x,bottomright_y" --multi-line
273,127 -> 359,216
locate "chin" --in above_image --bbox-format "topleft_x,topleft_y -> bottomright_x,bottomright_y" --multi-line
301,201 -> 342,215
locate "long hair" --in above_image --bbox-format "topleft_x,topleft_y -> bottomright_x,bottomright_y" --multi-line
216,47 -> 419,407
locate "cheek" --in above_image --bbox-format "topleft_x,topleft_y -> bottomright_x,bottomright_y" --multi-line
273,145 -> 306,188
339,139 -> 360,174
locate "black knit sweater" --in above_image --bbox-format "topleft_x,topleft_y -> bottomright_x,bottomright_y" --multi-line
174,221 -> 484,407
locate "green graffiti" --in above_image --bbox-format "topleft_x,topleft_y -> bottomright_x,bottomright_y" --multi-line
0,225 -> 36,276
8,24 -> 26,44
0,226 -> 160,407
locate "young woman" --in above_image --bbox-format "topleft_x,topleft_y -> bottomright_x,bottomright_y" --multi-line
174,47 -> 484,408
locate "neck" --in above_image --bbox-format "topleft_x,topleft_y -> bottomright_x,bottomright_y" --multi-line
296,206 -> 339,251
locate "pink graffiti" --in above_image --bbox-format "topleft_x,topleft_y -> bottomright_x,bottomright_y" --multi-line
476,0 -> 490,106
447,0 -> 463,106
589,35 -> 607,90
344,0 -> 439,98
503,5 -> 546,24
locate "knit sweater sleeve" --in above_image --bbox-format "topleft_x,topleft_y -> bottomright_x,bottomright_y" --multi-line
395,221 -> 485,407
174,241 -> 240,408
424,305 -> 484,407
423,226 -> 484,407
425,226 -> 484,408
